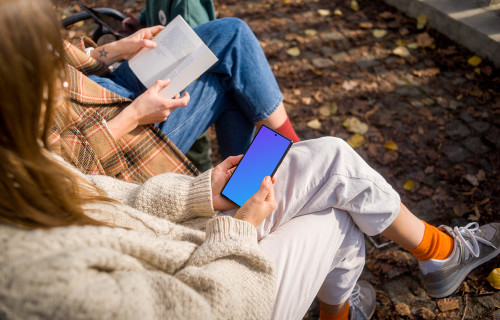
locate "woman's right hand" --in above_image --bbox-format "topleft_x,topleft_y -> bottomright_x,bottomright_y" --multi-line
234,177 -> 277,227
106,80 -> 189,140
130,79 -> 190,126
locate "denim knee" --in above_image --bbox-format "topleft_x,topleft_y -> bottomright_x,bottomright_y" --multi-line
215,17 -> 253,38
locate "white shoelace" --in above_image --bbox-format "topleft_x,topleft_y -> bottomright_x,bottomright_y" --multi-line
349,283 -> 361,306
348,284 -> 369,319
454,222 -> 497,258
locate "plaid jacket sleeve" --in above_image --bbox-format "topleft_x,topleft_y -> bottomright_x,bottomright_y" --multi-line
63,38 -> 110,76
49,99 -> 126,177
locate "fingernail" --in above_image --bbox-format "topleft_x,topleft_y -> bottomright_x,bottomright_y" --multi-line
264,176 -> 270,182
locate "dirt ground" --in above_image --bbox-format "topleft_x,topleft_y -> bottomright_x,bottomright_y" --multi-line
53,0 -> 500,318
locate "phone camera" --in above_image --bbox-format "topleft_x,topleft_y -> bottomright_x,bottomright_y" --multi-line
275,134 -> 277,136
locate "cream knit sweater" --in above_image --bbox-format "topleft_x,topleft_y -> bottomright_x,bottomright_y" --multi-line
0,169 -> 276,319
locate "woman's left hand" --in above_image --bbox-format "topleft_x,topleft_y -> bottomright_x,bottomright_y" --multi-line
211,155 -> 243,211
116,25 -> 164,60
90,25 -> 164,65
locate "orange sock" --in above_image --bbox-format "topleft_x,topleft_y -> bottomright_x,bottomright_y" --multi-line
320,302 -> 350,320
408,221 -> 455,261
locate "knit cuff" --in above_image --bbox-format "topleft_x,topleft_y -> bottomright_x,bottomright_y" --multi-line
205,216 -> 257,244
187,169 -> 215,217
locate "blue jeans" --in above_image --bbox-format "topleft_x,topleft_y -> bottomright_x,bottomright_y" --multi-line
88,18 -> 283,158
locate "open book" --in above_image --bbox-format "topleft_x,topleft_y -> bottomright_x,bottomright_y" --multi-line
128,15 -> 218,98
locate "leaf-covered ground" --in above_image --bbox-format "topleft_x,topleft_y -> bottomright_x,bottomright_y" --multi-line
53,0 -> 499,318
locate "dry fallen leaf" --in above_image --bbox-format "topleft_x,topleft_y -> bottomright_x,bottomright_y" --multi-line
359,22 -> 373,29
347,134 -> 364,148
437,298 -> 460,312
319,105 -> 331,116
417,32 -> 434,47
305,29 -> 317,36
343,117 -> 368,134
393,46 -> 410,57
306,119 -> 321,130
453,202 -> 468,217
487,268 -> 500,289
465,174 -> 479,186
342,80 -> 358,91
318,9 -> 331,16
395,39 -> 405,46
334,8 -> 343,16
403,179 -> 415,191
286,47 -> 301,57
417,14 -> 427,29
372,29 -> 387,38
407,42 -> 418,49
301,97 -> 312,105
468,55 -> 482,66
395,302 -> 411,317
383,141 -> 398,151
350,0 -> 359,12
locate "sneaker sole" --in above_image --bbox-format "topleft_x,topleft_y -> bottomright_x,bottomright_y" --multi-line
425,247 -> 500,299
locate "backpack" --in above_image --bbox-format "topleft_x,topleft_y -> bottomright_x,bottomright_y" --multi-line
140,0 -> 216,28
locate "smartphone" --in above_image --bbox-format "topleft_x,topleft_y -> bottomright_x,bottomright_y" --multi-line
221,125 -> 293,207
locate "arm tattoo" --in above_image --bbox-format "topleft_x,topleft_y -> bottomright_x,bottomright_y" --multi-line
99,48 -> 108,58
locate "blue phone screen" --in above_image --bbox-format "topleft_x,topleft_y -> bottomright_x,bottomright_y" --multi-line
221,126 -> 292,207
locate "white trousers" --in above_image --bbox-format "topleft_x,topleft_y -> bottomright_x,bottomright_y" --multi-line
222,137 -> 401,320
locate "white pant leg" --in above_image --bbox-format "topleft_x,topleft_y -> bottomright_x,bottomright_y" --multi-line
223,137 -> 401,238
259,209 -> 365,320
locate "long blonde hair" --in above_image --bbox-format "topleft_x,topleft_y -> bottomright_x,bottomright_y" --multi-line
0,0 -> 112,229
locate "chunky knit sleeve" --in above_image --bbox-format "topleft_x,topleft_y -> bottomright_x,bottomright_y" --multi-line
86,169 -> 216,222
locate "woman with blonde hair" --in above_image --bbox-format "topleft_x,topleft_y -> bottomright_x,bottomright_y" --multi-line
1,1 -> 498,320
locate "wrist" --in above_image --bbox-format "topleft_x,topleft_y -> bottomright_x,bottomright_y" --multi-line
106,106 -> 139,140
234,213 -> 258,227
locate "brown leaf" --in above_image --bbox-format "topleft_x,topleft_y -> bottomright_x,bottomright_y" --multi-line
359,22 -> 373,29
453,202 -> 468,217
416,32 -> 434,47
381,150 -> 398,164
437,298 -> 460,312
379,11 -> 394,19
418,307 -> 436,320
395,302 -> 411,316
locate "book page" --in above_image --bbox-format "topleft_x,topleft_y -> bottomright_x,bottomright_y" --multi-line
128,15 -> 218,97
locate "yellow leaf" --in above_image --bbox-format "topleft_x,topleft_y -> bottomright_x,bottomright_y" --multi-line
343,117 -> 368,134
305,29 -> 318,36
307,119 -> 322,130
383,141 -> 398,151
430,43 -> 436,49
287,47 -> 301,57
395,39 -> 405,46
474,67 -> 481,75
284,0 -> 292,3
318,9 -> 331,16
319,105 -> 331,116
417,14 -> 427,29
407,42 -> 418,49
403,180 -> 415,191
347,134 -> 364,148
393,46 -> 410,58
350,0 -> 359,12
372,29 -> 387,38
468,55 -> 482,66
487,268 -> 500,289
334,9 -> 343,16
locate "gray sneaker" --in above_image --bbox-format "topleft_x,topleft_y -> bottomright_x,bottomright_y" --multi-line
349,280 -> 376,320
420,222 -> 500,299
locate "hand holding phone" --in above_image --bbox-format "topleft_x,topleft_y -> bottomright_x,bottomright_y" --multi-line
221,125 -> 292,207
233,176 -> 277,227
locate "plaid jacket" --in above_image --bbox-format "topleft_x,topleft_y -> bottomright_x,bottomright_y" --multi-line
48,37 -> 199,183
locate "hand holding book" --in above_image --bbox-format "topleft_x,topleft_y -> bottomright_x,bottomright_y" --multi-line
129,15 -> 218,98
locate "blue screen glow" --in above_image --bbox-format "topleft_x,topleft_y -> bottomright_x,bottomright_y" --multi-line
221,126 -> 292,207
